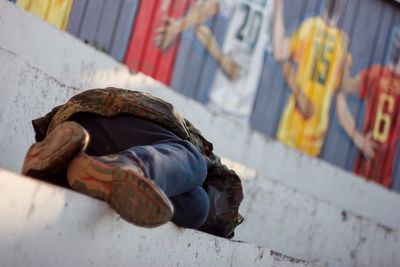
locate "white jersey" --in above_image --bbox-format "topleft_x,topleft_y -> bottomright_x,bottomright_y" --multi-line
209,0 -> 275,122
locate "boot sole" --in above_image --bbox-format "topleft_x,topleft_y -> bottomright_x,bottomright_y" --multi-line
67,154 -> 174,228
22,121 -> 89,178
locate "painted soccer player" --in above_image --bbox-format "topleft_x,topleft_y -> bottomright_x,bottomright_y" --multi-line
336,30 -> 400,187
156,0 -> 275,120
273,0 -> 349,156
209,0 -> 275,120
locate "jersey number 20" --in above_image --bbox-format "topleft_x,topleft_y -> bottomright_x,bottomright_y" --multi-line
236,3 -> 263,48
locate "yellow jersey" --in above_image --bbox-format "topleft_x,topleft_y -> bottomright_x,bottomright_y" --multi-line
17,0 -> 73,30
277,17 -> 348,156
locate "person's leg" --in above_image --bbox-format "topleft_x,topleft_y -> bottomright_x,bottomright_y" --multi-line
71,113 -> 208,197
119,139 -> 207,197
22,121 -> 89,187
68,113 -> 209,228
170,186 -> 209,229
115,139 -> 208,229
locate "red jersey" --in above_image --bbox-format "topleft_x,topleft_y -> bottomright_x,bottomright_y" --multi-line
353,65 -> 400,187
124,0 -> 191,85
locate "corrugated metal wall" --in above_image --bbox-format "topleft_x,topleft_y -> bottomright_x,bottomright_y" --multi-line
13,0 -> 400,192
16,0 -> 73,29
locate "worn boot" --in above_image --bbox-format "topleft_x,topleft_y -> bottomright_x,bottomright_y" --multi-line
22,121 -> 89,180
67,153 -> 174,228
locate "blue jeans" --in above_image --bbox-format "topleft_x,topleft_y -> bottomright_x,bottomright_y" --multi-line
71,113 -> 209,229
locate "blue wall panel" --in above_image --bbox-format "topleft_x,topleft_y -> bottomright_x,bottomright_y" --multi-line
95,0 -> 122,52
79,0 -> 105,46
110,0 -> 139,61
67,0 -> 88,36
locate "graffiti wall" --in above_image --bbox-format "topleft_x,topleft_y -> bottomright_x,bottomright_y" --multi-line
14,0 -> 400,191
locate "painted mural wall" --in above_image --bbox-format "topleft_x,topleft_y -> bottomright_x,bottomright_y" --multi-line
16,0 -> 73,29
13,0 -> 400,192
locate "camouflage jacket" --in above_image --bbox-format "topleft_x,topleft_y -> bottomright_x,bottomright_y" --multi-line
32,88 -> 244,238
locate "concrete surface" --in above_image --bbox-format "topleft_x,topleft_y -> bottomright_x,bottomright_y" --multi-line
1,2 -> 400,267
2,47 -> 400,266
0,169 -> 315,267
1,1 -> 399,233
235,176 -> 400,267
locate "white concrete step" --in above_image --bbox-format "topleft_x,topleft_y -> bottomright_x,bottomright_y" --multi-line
235,175 -> 400,267
1,0 -> 399,234
0,169 -> 314,267
1,2 -> 400,267
2,43 -> 399,267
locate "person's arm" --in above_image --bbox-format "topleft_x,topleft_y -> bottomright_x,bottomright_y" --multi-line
336,73 -> 376,160
175,0 -> 220,31
337,41 -> 360,95
274,1 -> 314,118
272,0 -> 291,62
333,36 -> 376,159
336,49 -> 376,160
336,92 -> 376,160
341,66 -> 361,95
155,0 -> 220,50
195,25 -> 241,80
282,61 -> 314,118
